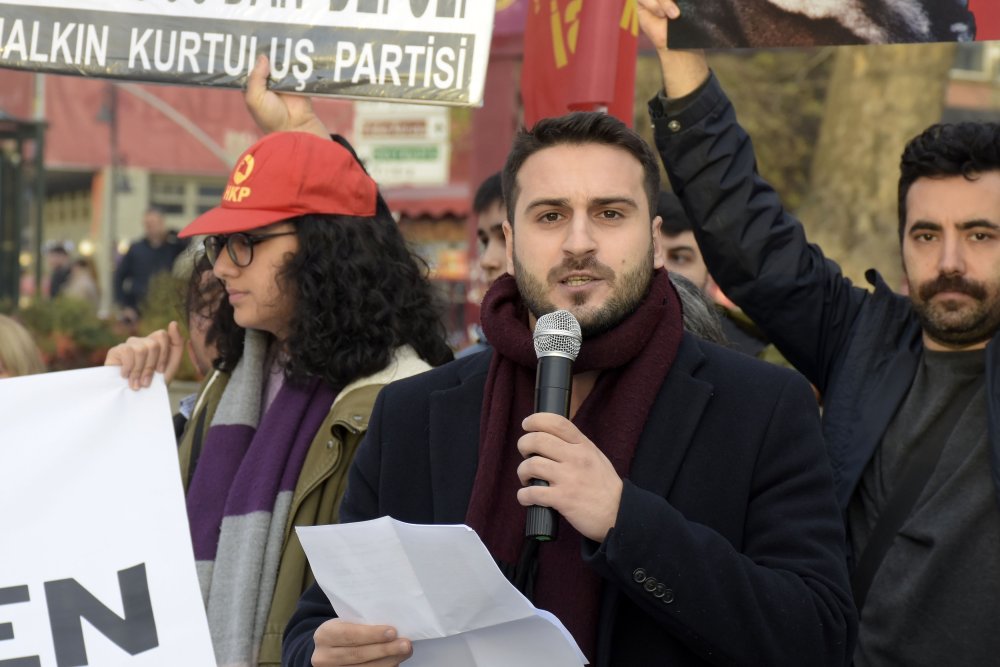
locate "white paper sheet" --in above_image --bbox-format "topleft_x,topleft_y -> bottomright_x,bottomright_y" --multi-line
297,517 -> 588,666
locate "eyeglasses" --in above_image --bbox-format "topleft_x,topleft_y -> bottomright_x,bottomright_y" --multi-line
203,230 -> 297,268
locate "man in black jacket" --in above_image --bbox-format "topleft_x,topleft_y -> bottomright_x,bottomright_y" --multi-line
281,86 -> 855,665
639,2 -> 1000,665
113,207 -> 188,320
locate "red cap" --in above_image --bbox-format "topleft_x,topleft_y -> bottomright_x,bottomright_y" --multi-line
179,132 -> 378,238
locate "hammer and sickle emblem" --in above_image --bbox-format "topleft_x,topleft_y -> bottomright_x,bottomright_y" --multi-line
233,154 -> 255,185
546,0 -> 582,70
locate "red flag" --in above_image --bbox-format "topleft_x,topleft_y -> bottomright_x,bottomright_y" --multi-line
970,0 -> 1000,41
521,0 -> 639,127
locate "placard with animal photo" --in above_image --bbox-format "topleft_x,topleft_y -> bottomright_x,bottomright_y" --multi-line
668,0 -> 992,48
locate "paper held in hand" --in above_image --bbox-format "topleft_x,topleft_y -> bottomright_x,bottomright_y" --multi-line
297,517 -> 587,666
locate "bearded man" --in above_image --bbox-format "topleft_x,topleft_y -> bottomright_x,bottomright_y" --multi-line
639,1 -> 1000,664
281,110 -> 856,666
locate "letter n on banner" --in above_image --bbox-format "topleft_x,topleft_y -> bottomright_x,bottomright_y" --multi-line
521,0 -> 639,127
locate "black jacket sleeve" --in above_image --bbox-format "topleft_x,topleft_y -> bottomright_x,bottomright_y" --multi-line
651,74 -> 870,393
584,370 -> 856,665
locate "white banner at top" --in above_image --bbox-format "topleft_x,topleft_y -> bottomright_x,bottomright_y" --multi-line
0,0 -> 495,105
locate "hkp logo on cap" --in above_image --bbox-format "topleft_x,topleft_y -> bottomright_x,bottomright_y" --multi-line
224,153 -> 256,204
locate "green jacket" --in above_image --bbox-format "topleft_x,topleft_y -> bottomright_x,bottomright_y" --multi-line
176,346 -> 432,666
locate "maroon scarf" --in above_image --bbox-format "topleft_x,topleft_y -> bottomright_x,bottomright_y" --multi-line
465,269 -> 684,661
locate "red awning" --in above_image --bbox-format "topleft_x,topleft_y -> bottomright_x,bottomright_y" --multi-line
384,183 -> 470,219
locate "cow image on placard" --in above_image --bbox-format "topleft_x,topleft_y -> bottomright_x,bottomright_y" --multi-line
670,0 -> 976,47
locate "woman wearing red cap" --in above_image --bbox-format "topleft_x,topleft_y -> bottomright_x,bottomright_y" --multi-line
104,56 -> 452,667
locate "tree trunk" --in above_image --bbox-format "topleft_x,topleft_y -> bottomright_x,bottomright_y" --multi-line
797,43 -> 956,290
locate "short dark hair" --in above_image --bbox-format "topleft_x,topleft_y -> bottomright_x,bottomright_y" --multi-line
473,172 -> 503,215
501,112 -> 660,225
656,190 -> 693,236
898,122 -> 1000,242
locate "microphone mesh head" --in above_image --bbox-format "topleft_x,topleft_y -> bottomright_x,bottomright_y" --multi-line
533,310 -> 582,360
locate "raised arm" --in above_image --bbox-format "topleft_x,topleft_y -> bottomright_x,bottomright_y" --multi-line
245,54 -> 330,139
638,1 -> 869,391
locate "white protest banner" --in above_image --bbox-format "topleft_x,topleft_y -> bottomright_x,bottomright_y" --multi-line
0,0 -> 494,105
0,367 -> 215,667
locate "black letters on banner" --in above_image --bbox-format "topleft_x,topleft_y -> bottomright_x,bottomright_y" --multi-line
44,563 -> 159,667
0,585 -> 40,667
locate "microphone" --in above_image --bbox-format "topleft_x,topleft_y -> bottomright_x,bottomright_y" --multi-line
525,309 -> 582,541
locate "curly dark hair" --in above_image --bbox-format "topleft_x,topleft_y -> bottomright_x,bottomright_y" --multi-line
898,122 -> 1000,242
211,197 -> 453,391
182,252 -> 227,353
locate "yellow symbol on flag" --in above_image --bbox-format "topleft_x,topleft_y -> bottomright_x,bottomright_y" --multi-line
549,0 -> 582,69
620,0 -> 638,36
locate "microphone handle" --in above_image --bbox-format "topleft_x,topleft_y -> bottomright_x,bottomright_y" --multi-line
526,355 -> 573,541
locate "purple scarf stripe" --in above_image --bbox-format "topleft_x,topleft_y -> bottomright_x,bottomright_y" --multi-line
223,379 -> 335,517
187,423 -> 256,560
187,375 -> 336,562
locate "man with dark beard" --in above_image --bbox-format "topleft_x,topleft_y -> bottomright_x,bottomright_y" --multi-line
639,1 -> 1000,664
282,112 -> 856,666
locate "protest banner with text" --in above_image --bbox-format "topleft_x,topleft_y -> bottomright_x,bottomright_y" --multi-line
0,0 -> 494,105
0,368 -> 214,666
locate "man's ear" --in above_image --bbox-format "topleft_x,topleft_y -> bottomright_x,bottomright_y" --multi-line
652,215 -> 665,269
503,220 -> 515,275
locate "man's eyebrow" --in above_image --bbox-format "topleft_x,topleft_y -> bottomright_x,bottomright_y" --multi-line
591,196 -> 640,209
908,221 -> 942,233
909,220 -> 1000,233
525,197 -> 570,211
957,219 -> 1000,231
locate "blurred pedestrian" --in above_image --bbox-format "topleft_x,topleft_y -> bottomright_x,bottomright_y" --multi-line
113,207 -> 188,322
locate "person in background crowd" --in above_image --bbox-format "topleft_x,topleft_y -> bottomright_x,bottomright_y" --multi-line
113,207 -> 189,322
640,1 -> 1000,663
104,54 -> 452,667
63,257 -> 101,312
0,314 -> 46,378
283,108 -> 855,667
45,241 -> 72,299
458,172 -> 507,358
171,252 -> 226,439
657,190 -> 785,361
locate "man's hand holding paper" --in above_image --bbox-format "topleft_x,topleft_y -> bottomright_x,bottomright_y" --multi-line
296,517 -> 587,667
